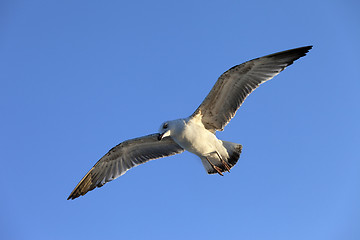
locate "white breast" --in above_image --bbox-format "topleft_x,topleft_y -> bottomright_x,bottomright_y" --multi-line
170,118 -> 225,157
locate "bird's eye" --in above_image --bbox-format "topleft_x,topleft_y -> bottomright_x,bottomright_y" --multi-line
163,123 -> 168,129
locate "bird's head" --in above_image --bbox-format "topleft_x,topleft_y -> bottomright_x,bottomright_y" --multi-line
158,119 -> 185,141
158,121 -> 172,141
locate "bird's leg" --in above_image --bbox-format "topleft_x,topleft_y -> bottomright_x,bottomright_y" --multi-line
214,151 -> 231,173
205,156 -> 223,176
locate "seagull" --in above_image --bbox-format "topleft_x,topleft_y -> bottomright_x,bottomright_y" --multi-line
68,46 -> 312,200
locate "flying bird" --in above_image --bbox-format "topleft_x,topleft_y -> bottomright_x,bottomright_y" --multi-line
68,46 -> 312,200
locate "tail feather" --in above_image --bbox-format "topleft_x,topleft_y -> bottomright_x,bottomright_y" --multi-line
201,141 -> 242,174
223,141 -> 242,167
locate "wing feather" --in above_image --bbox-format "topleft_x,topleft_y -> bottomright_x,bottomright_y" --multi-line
67,134 -> 184,200
191,46 -> 312,131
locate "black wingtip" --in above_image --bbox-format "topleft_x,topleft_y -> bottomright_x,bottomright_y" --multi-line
290,45 -> 313,51
67,187 -> 81,200
292,45 -> 313,55
67,193 -> 77,200
295,45 -> 313,58
267,45 -> 313,58
301,45 -> 313,53
262,45 -> 313,68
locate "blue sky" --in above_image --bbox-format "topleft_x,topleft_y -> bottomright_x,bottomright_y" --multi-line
1,1 -> 359,239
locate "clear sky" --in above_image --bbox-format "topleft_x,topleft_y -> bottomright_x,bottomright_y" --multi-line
1,1 -> 359,239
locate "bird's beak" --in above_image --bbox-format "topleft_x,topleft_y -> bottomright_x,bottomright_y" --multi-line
158,130 -> 170,141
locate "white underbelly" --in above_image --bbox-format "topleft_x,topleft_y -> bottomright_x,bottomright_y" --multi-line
172,121 -> 223,157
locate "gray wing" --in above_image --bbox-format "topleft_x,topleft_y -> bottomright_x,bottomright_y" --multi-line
67,134 -> 184,200
191,46 -> 312,132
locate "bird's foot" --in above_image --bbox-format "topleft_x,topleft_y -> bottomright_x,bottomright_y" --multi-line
205,156 -> 224,176
213,166 -> 224,176
214,151 -> 231,173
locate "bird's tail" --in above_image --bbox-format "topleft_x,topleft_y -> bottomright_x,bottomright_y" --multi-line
201,141 -> 242,175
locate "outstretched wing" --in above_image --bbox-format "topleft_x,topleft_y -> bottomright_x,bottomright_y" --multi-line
67,134 -> 184,200
191,46 -> 312,132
